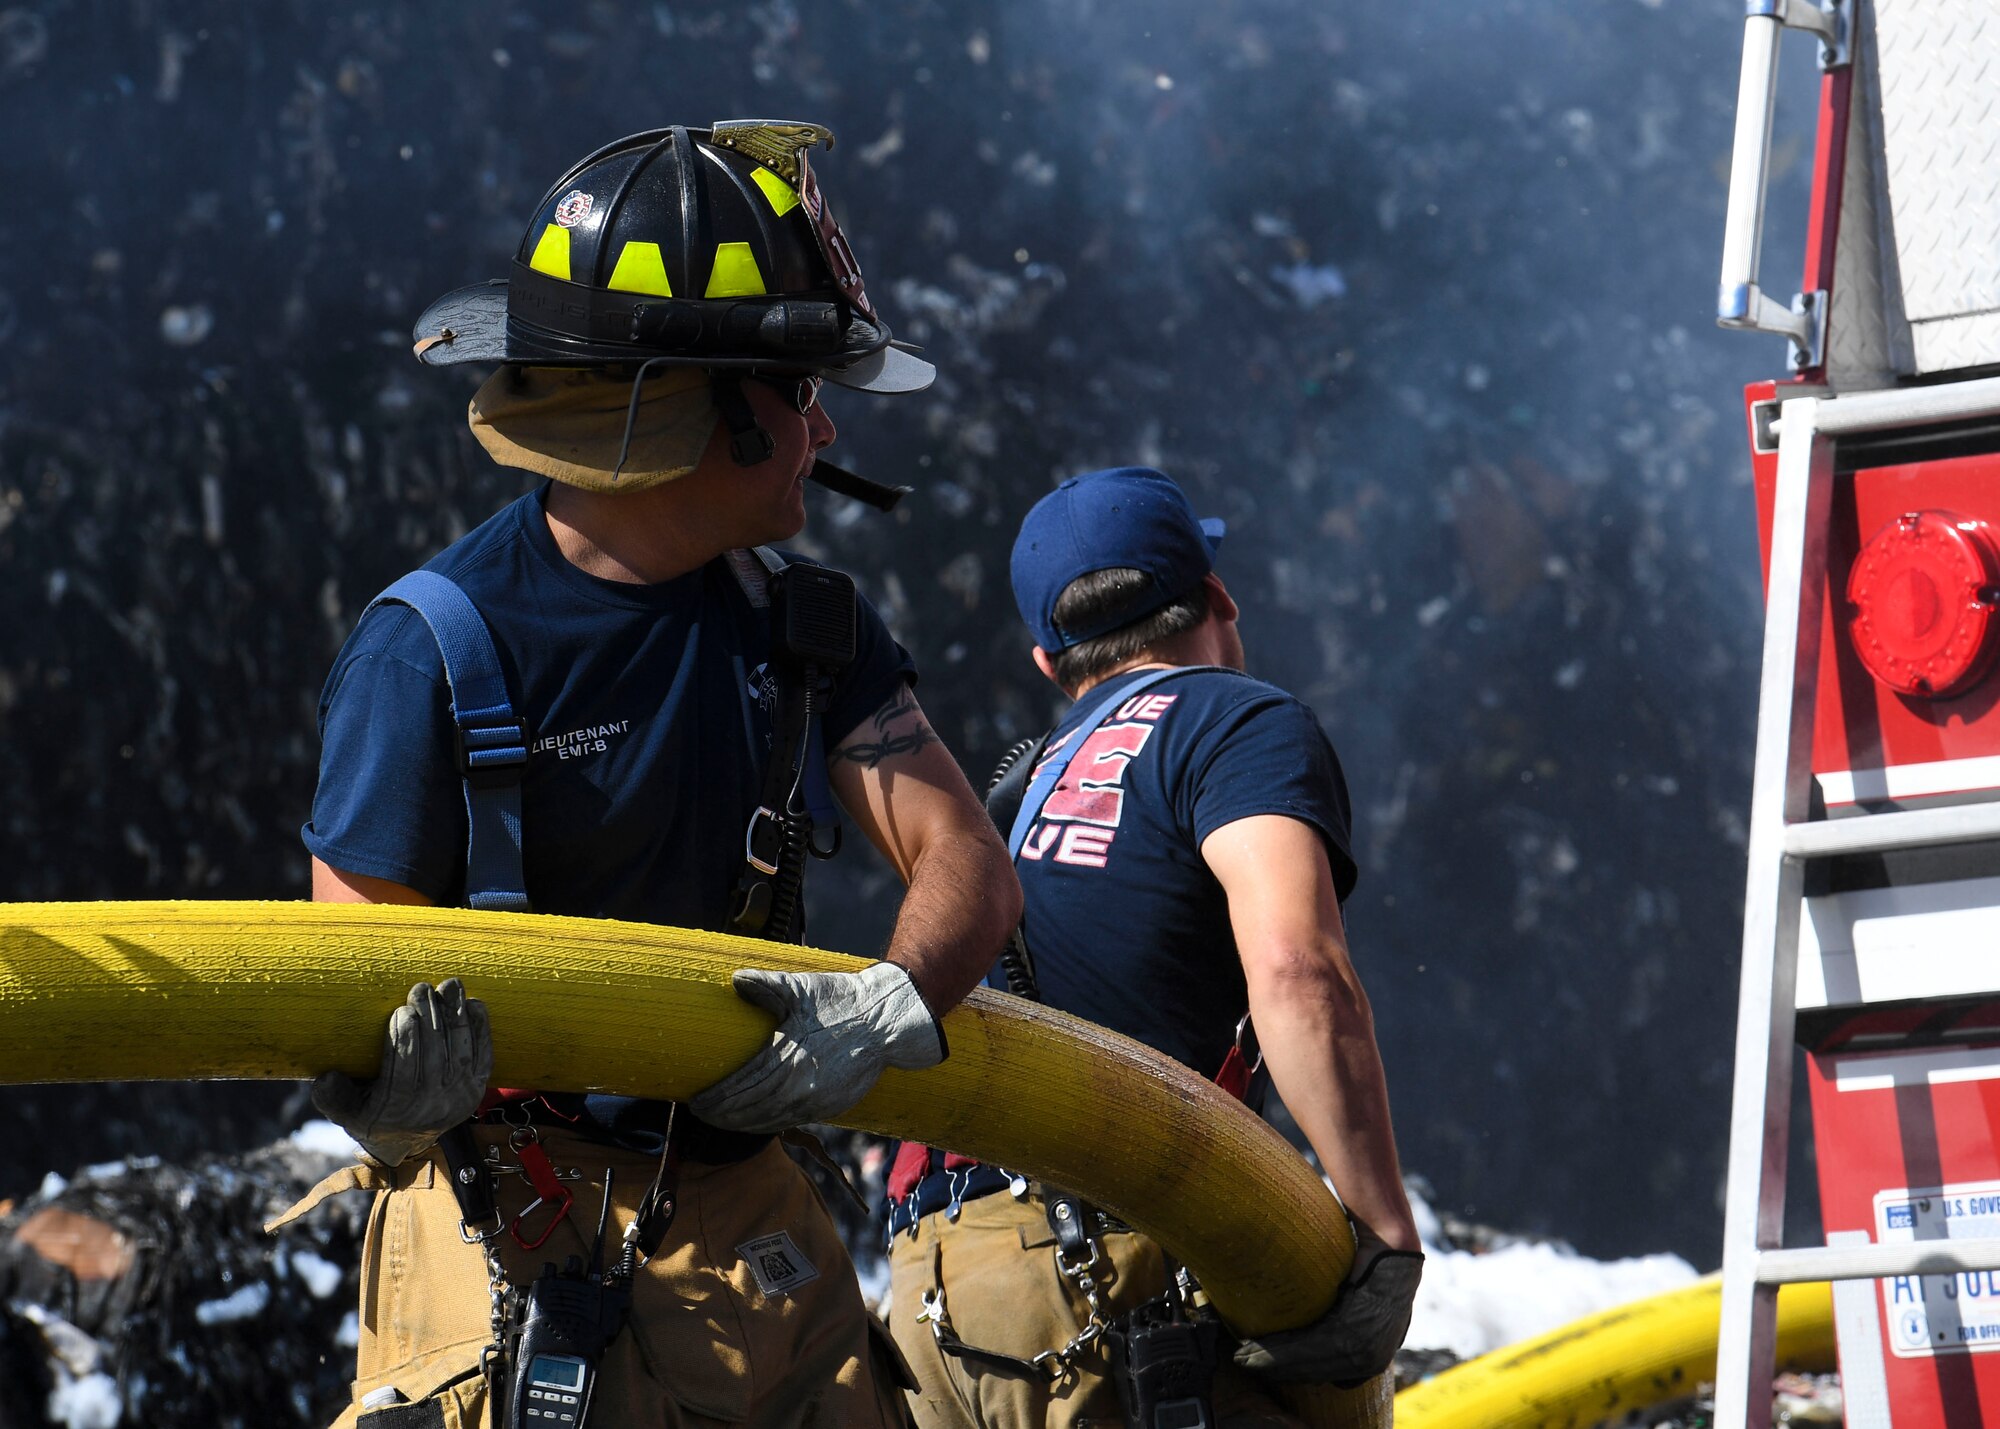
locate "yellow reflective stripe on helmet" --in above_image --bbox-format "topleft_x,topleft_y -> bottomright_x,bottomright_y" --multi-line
750,166 -> 801,217
705,242 -> 767,298
528,224 -> 572,280
607,241 -> 673,297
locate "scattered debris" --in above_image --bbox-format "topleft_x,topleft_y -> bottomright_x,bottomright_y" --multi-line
0,1128 -> 366,1427
1773,1371 -> 1844,1424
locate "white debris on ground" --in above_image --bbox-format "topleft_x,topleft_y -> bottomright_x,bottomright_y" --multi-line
855,1248 -> 892,1315
192,1281 -> 271,1325
0,1134 -> 371,1425
13,1302 -> 121,1429
1410,1239 -> 1698,1360
1773,1372 -> 1844,1423
1405,1187 -> 1698,1358
1401,1178 -> 1698,1361
46,1371 -> 121,1429
288,1119 -> 362,1159
1391,1183 -> 1834,1428
288,1248 -> 345,1299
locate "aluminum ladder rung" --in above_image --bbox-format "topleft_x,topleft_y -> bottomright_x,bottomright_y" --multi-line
1757,1239 -> 2000,1285
1784,802 -> 2000,859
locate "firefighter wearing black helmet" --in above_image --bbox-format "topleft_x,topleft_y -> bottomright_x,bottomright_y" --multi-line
287,124 -> 1020,1428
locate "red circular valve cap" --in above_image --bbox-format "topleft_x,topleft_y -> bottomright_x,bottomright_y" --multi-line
1846,509 -> 2000,698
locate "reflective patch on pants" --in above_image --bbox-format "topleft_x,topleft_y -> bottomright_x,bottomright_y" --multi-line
738,1230 -> 820,1297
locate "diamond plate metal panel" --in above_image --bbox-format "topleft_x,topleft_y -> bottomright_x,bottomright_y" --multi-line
1911,311 -> 2000,371
1827,1232 -> 1894,1429
1827,16 -> 1900,393
1874,0 -> 2000,351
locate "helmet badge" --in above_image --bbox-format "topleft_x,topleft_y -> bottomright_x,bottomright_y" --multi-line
708,120 -> 834,185
709,119 -> 875,320
553,189 -> 594,228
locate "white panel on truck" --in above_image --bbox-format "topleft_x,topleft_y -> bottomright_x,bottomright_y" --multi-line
1873,0 -> 2000,375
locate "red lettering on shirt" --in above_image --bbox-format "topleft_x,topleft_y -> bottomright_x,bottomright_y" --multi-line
1040,722 -> 1152,828
1018,823 -> 1061,861
1052,825 -> 1113,867
1021,686 -> 1180,871
1116,692 -> 1179,722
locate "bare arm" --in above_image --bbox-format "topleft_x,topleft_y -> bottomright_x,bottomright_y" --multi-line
828,682 -> 1022,1016
1203,814 -> 1419,1252
312,858 -> 433,905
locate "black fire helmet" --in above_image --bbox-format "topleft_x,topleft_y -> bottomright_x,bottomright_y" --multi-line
411,122 -> 934,395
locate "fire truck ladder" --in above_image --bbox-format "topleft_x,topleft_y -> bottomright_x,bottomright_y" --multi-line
1717,380 -> 2000,1428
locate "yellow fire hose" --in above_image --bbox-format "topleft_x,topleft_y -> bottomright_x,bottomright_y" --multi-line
0,900 -> 1390,1426
1393,1275 -> 1837,1426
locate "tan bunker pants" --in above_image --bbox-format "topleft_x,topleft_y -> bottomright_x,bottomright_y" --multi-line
885,1192 -> 1299,1429
282,1127 -> 914,1429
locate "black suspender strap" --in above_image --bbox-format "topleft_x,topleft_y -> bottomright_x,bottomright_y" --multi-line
725,547 -> 856,943
983,734 -> 1051,1000
728,666 -> 818,939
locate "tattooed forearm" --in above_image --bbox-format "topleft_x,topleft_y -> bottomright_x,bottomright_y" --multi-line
832,720 -> 940,769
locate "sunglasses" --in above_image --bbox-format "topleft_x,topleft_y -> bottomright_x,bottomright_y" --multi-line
752,374 -> 823,415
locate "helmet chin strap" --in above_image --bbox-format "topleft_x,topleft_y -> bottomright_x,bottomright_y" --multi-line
613,365 -> 905,512
711,374 -> 908,510
608,364 -> 777,485
709,374 -> 776,467
608,356 -> 685,484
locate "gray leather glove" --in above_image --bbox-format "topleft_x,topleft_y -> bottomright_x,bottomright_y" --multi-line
1232,1221 -> 1423,1387
687,961 -> 947,1133
310,978 -> 493,1168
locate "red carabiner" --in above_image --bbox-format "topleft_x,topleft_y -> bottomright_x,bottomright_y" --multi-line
509,1140 -> 574,1250
1213,1013 -> 1263,1103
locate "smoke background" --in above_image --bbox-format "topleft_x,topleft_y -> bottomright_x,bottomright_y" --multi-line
0,0 -> 1825,1265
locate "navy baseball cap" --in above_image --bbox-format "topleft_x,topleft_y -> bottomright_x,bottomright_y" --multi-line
1010,467 -> 1226,652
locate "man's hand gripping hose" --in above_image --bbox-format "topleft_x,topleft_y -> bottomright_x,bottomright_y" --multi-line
688,960 -> 946,1133
1230,1219 -> 1422,1388
310,977 -> 493,1167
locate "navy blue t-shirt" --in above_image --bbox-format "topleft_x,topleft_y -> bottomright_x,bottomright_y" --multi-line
305,484 -> 912,924
1011,666 -> 1357,1083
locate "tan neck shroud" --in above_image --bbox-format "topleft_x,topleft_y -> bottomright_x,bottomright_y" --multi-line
468,366 -> 718,492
